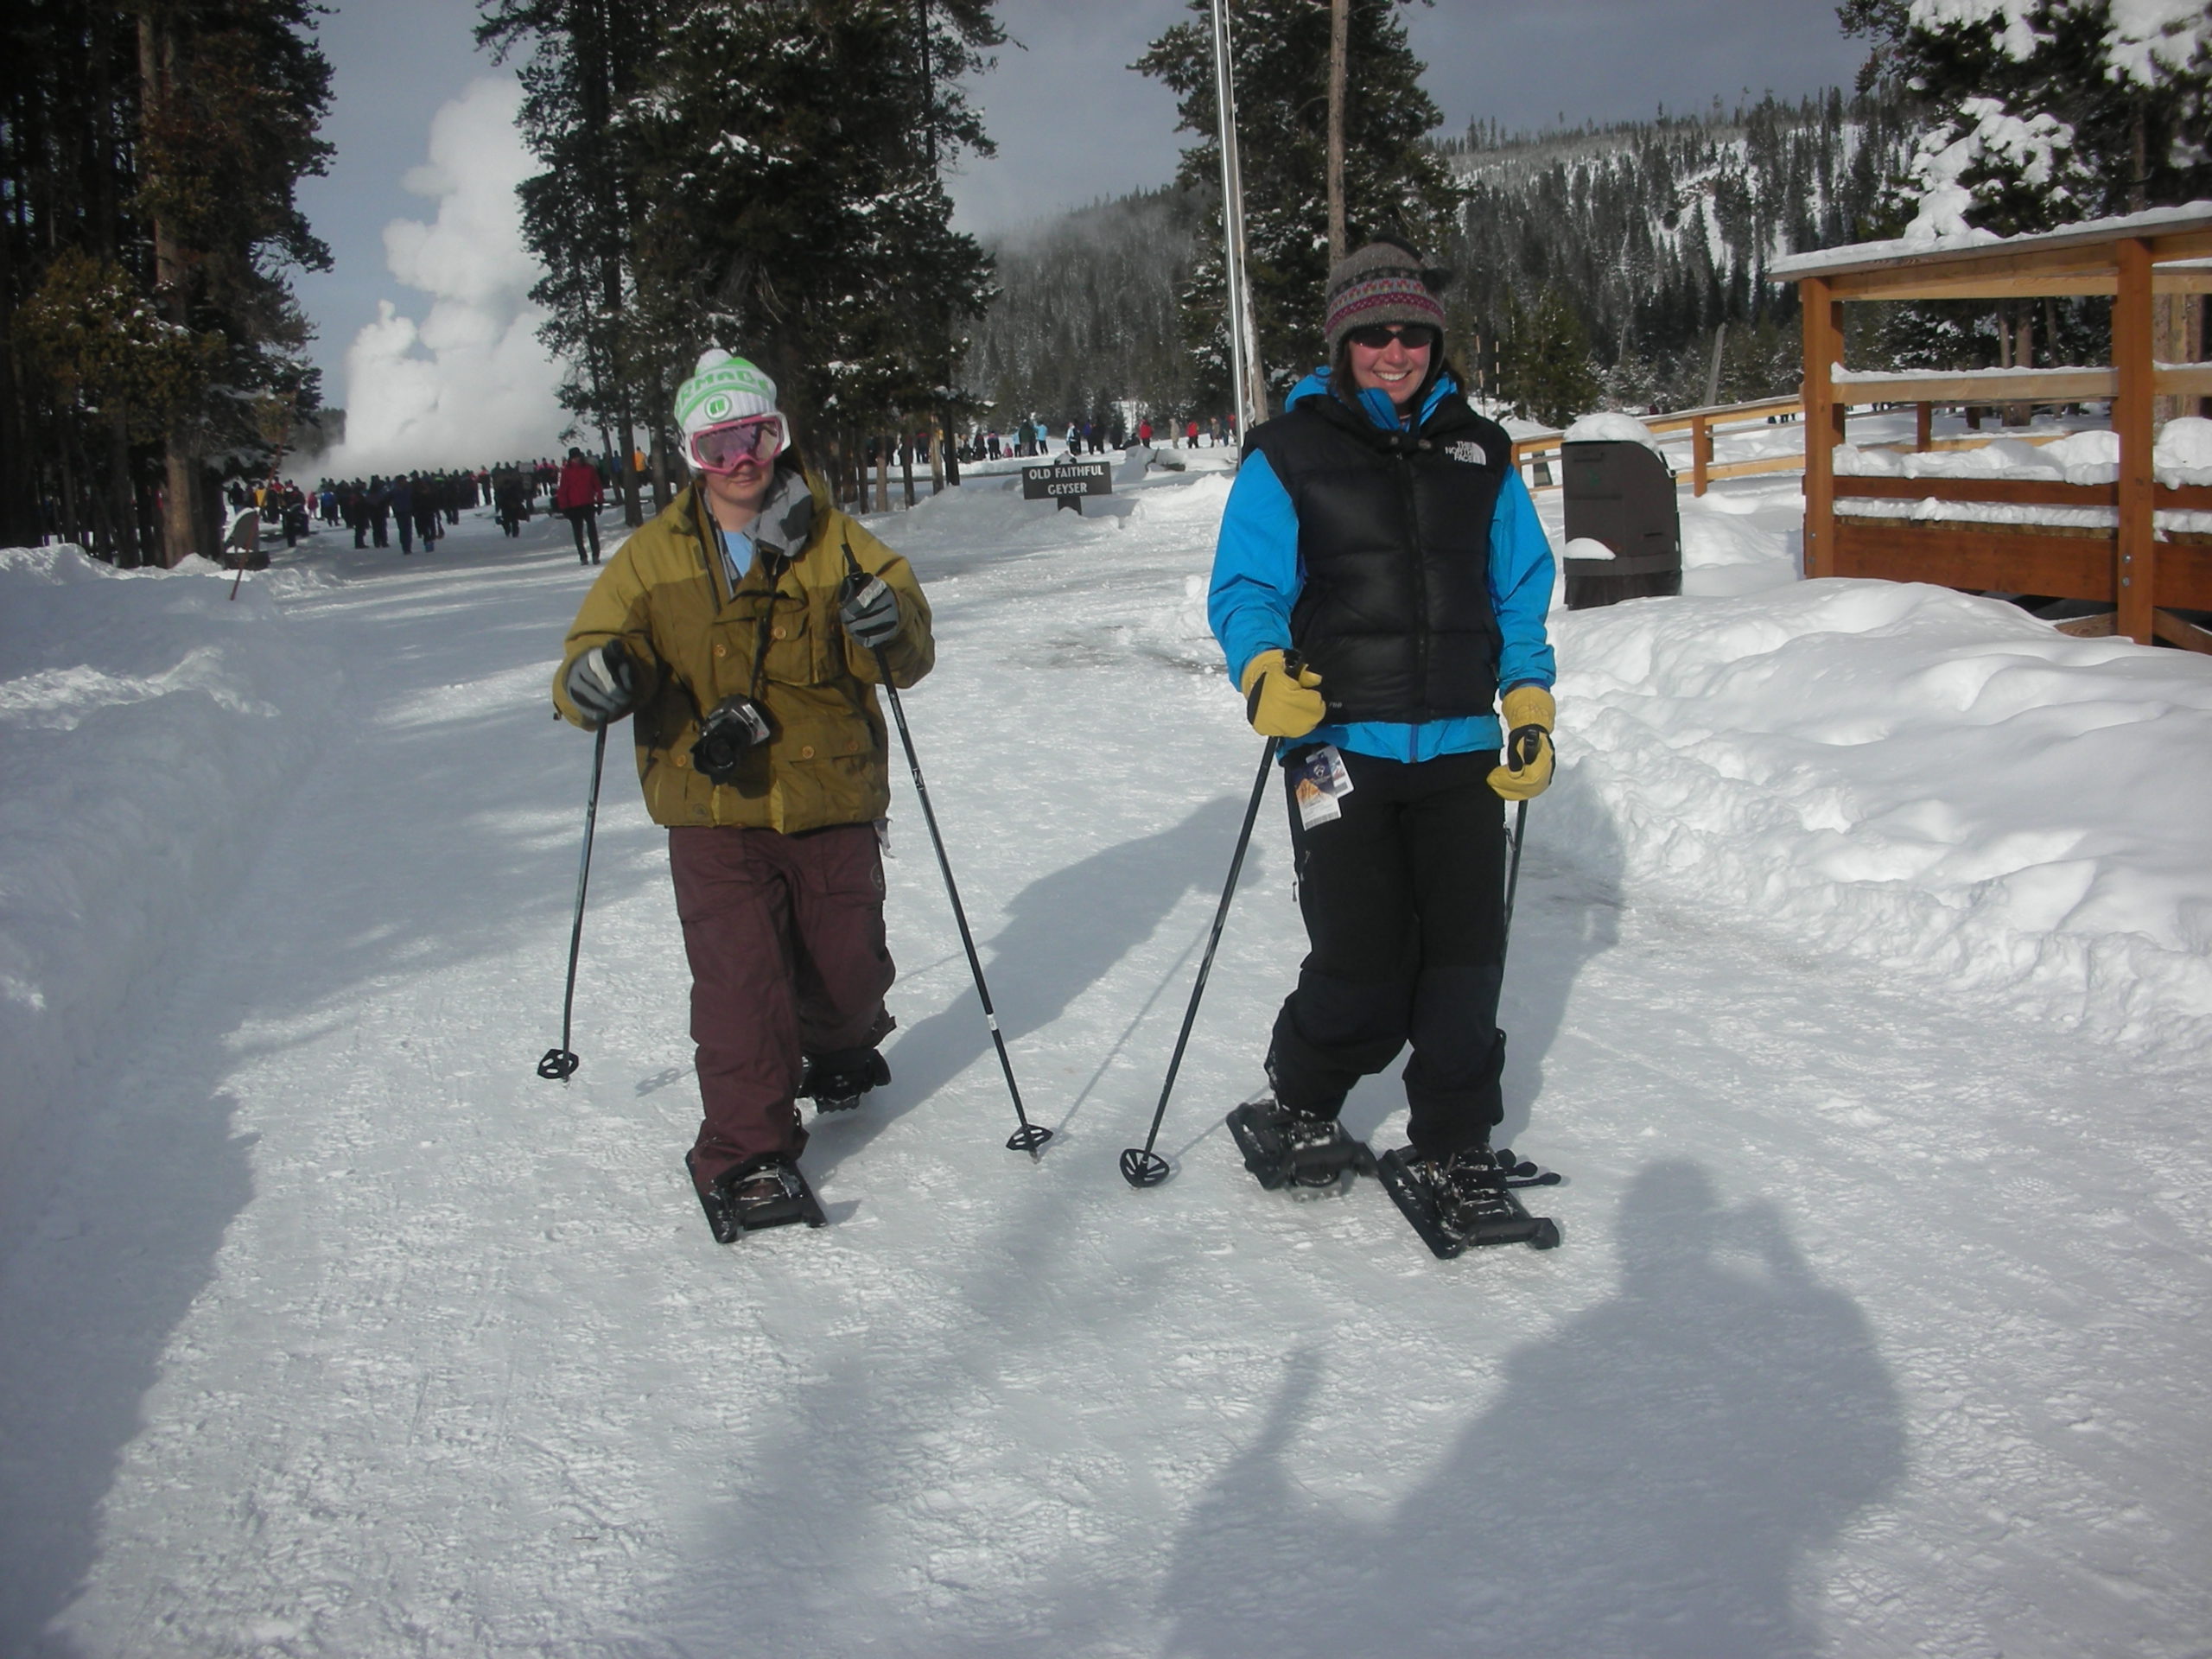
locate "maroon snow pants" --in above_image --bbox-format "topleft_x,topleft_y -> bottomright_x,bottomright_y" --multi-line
669,823 -> 894,1189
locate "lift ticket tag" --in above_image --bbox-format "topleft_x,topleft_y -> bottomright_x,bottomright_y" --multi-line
1289,744 -> 1354,830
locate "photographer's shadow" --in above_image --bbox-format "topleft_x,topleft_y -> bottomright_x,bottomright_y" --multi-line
1162,1161 -> 1906,1658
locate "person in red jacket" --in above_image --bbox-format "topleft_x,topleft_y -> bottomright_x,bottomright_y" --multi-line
554,447 -> 607,563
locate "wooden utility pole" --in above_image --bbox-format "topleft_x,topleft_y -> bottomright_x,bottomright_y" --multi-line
1326,0 -> 1348,265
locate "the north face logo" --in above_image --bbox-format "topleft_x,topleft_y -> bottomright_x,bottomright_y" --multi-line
1446,441 -> 1485,464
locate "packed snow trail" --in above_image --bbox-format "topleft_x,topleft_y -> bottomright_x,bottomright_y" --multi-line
3,473 -> 2208,1657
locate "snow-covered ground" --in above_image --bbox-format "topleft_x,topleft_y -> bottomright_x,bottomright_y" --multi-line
3,459 -> 2209,1657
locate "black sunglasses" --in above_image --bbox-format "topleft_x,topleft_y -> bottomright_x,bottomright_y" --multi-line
1344,322 -> 1438,352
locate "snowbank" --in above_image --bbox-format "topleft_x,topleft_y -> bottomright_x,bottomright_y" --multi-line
1545,575 -> 2212,1053
1563,411 -> 1667,454
0,548 -> 339,1182
2156,413 -> 2212,481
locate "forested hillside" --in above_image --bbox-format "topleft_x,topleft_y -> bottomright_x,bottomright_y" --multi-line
1441,91 -> 1921,419
960,92 -> 1919,428
959,187 -> 1205,433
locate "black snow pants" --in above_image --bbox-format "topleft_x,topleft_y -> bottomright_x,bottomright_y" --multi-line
566,506 -> 601,563
1267,746 -> 1509,1157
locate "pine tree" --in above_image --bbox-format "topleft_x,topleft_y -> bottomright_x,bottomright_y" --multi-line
1497,285 -> 1600,427
490,0 -> 1003,505
1840,1 -> 2209,397
1136,0 -> 1465,412
631,1 -> 999,493
1843,0 -> 2212,232
132,0 -> 334,563
2,0 -> 333,563
1436,91 -> 1917,411
961,187 -> 1203,429
480,0 -> 671,524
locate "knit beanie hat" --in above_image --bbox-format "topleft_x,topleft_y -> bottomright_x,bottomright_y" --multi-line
1323,241 -> 1448,357
672,349 -> 785,449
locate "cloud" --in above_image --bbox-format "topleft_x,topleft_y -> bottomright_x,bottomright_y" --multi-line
326,77 -> 568,473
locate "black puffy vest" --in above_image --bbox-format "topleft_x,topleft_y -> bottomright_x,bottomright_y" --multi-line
1243,391 -> 1512,724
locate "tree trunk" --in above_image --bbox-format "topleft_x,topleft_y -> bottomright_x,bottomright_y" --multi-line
1325,0 -> 1349,265
108,411 -> 140,567
899,423 -> 917,507
647,364 -> 674,509
2002,301 -> 2031,427
140,15 -> 200,565
2130,105 -> 2148,215
2152,293 -> 2186,426
618,401 -> 643,526
56,419 -> 85,549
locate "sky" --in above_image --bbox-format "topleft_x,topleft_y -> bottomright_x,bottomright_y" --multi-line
294,0 -> 1872,469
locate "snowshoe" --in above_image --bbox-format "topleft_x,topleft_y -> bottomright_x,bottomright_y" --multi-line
1226,1096 -> 1376,1192
1376,1145 -> 1560,1259
798,1047 -> 891,1114
687,1151 -> 827,1243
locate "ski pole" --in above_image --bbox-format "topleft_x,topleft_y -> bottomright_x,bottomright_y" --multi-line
1499,723 -> 1541,951
1120,735 -> 1280,1188
1503,798 -> 1529,950
537,721 -> 607,1080
876,655 -> 1052,1156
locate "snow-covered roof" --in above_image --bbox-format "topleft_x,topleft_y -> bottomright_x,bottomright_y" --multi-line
1770,200 -> 2212,280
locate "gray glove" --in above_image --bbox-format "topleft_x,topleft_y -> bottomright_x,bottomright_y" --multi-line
838,572 -> 901,650
564,640 -> 637,725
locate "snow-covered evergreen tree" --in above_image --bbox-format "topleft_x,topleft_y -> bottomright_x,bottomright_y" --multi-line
1136,0 -> 1465,410
1845,0 -> 2212,238
485,0 -> 1002,493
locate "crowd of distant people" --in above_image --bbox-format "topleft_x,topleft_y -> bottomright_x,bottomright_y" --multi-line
226,452 -> 621,562
941,411 -> 1238,465
226,414 -> 1237,565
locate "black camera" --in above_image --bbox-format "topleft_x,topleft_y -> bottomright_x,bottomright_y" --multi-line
691,694 -> 774,786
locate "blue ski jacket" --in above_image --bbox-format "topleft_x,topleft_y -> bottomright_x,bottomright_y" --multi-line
1208,369 -> 1556,762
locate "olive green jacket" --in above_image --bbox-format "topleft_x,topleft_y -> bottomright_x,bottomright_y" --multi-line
551,471 -> 934,832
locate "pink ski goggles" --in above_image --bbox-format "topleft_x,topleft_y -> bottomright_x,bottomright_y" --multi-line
688,414 -> 788,474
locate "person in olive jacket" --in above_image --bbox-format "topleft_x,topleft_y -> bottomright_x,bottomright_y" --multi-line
551,351 -> 935,1241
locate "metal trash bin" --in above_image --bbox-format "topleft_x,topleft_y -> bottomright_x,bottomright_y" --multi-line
1560,440 -> 1680,609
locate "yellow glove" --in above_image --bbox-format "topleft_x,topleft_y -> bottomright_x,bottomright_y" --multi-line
1488,684 -> 1555,800
1239,649 -> 1326,739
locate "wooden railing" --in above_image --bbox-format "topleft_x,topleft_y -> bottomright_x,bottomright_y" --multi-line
1829,474 -> 2212,653
1510,393 -> 1866,494
1509,391 -> 2196,496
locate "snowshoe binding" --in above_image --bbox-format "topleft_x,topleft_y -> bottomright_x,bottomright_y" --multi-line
687,1151 -> 827,1243
1227,1096 -> 1376,1192
1376,1144 -> 1560,1259
798,1047 -> 891,1114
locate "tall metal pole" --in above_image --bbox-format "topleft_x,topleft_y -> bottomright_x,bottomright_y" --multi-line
1210,0 -> 1268,437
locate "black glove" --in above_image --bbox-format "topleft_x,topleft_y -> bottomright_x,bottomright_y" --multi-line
838,571 -> 901,650
564,640 -> 637,726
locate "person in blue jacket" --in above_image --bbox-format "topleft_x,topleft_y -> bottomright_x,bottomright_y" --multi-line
1208,238 -> 1558,1228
